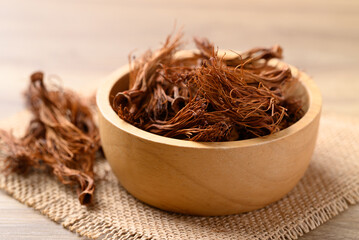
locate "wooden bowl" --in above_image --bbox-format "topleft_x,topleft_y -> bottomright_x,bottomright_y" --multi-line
96,50 -> 322,216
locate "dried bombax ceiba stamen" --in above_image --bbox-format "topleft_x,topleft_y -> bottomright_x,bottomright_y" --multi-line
0,72 -> 100,205
112,33 -> 304,141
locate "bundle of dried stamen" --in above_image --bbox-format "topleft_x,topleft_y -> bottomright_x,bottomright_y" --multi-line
113,33 -> 303,141
0,72 -> 100,205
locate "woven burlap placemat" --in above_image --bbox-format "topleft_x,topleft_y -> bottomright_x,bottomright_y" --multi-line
0,111 -> 358,240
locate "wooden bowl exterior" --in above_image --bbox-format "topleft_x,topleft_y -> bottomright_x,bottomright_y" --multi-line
96,52 -> 322,216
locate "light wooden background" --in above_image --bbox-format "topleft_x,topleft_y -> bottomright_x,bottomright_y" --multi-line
0,0 -> 358,239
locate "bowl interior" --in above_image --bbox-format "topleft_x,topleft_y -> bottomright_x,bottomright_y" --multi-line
109,72 -> 130,107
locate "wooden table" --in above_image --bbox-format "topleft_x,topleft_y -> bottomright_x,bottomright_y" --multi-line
0,0 -> 358,239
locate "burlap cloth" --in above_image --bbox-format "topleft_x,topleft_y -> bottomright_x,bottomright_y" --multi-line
0,111 -> 358,240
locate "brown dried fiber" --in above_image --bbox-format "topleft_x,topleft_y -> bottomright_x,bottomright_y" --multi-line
113,33 -> 303,141
0,72 -> 100,205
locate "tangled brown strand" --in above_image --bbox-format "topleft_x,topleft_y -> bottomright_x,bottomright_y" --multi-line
113,33 -> 304,141
0,72 -> 100,205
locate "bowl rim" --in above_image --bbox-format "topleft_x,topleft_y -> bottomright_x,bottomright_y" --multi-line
96,50 -> 322,149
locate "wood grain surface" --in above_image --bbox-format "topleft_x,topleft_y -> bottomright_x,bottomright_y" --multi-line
0,0 -> 358,239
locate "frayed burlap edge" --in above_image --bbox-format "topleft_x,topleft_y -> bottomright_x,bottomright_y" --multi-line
1,177 -> 358,240
266,188 -> 359,240
0,176 -> 148,240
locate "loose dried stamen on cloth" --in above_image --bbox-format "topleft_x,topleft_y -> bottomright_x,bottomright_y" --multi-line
0,72 -> 100,205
